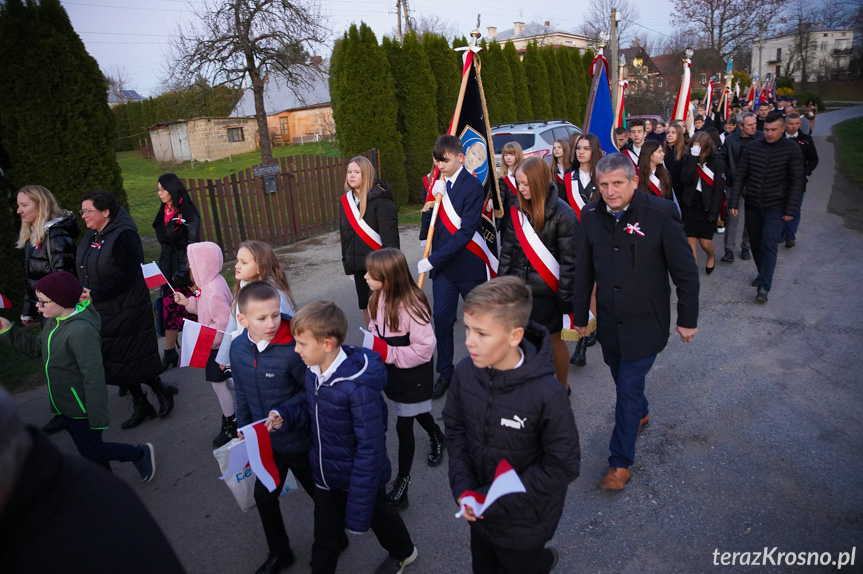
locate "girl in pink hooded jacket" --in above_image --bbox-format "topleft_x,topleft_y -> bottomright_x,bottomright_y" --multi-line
360,248 -> 444,510
173,241 -> 235,447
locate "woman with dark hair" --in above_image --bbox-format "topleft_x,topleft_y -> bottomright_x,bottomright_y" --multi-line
499,156 -> 578,391
153,173 -> 201,370
663,123 -> 687,198
637,140 -> 673,200
680,131 -> 725,273
77,190 -> 178,429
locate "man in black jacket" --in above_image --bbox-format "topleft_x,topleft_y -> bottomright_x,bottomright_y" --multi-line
781,112 -> 819,248
720,112 -> 763,263
573,154 -> 699,491
729,112 -> 804,303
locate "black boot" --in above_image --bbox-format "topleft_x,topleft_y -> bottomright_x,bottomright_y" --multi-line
122,396 -> 158,430
152,382 -> 179,418
161,348 -> 179,372
570,337 -> 587,366
585,330 -> 598,347
387,474 -> 410,509
213,414 -> 238,448
41,414 -> 65,435
428,429 -> 445,466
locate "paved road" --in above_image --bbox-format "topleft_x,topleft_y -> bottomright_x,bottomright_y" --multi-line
10,108 -> 863,574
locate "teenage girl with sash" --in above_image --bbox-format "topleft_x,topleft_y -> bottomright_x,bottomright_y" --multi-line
680,131 -> 725,274
339,155 -> 399,325
663,124 -> 687,199
498,142 -> 523,246
550,138 -> 570,189
637,140 -> 673,200
499,156 -> 578,391
362,248 -> 444,510
565,134 -> 602,367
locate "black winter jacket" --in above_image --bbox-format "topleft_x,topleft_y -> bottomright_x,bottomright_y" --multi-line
663,148 -> 685,199
77,208 -> 161,387
442,323 -> 580,551
729,137 -> 804,216
339,182 -> 399,275
499,186 -> 578,318
787,132 -> 819,183
153,200 -> 200,287
680,153 -> 726,222
720,129 -> 764,187
22,212 -> 79,320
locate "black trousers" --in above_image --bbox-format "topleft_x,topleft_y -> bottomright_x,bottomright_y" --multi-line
470,528 -> 551,574
311,485 -> 414,574
253,450 -> 316,555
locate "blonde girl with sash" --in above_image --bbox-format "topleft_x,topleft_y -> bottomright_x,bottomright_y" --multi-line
498,156 -> 578,390
550,138 -> 571,187
498,142 -> 524,246
338,155 -> 399,325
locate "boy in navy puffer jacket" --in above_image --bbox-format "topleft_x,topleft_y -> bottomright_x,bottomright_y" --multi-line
230,281 -> 317,574
292,300 -> 417,574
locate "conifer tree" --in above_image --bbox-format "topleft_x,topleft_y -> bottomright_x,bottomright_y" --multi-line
452,36 -> 469,49
503,41 -> 533,121
556,48 -> 583,126
522,42 -> 552,119
422,33 -> 460,135
482,40 -> 517,124
329,23 -> 408,205
383,33 -> 439,203
541,46 -> 567,119
0,0 -> 125,213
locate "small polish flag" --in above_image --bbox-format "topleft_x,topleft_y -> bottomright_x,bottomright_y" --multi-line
0,292 -> 11,309
360,328 -> 388,361
180,319 -> 218,368
141,262 -> 168,289
218,439 -> 250,480
456,459 -> 526,519
241,420 -> 280,492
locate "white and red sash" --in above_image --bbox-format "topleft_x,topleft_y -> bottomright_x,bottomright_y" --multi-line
624,148 -> 639,168
341,193 -> 382,251
554,171 -> 564,185
696,164 -> 714,188
563,175 -> 586,220
648,173 -> 664,198
439,192 -> 499,279
502,175 -> 518,197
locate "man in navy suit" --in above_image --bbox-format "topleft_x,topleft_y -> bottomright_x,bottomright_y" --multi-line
419,135 -> 488,398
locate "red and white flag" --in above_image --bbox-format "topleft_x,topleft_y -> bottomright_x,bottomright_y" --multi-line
456,459 -> 526,518
360,328 -> 389,361
141,262 -> 169,290
180,319 -> 218,368
0,292 -> 11,309
241,420 -> 281,492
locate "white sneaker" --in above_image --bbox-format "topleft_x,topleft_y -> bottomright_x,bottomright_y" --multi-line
374,546 -> 417,574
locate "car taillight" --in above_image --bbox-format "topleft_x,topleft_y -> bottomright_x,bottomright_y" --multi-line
524,149 -> 550,158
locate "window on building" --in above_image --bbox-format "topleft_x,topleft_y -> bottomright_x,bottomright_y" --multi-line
822,42 -> 827,50
227,127 -> 244,142
775,65 -> 781,77
776,48 -> 782,60
824,33 -> 828,37
279,117 -> 289,135
700,73 -> 707,84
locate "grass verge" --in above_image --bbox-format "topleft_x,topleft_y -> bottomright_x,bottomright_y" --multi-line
834,117 -> 863,190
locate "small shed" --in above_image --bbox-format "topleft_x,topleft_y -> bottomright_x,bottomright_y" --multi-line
149,117 -> 258,163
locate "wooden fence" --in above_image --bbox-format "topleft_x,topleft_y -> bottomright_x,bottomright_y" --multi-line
183,150 -> 377,256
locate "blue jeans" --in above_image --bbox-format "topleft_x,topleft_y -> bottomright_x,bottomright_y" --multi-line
782,191 -> 804,241
63,416 -> 143,470
602,347 -> 656,469
432,274 -> 484,381
745,206 -> 785,291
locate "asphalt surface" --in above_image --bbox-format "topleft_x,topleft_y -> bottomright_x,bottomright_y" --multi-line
10,107 -> 863,574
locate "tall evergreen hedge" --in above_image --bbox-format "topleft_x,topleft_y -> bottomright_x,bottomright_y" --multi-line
0,0 -> 125,217
482,41 -> 517,125
383,33 -> 439,203
422,33 -> 460,135
329,23 -> 408,205
503,41 -> 533,121
541,46 -> 567,120
557,48 -> 584,127
523,42 -> 552,119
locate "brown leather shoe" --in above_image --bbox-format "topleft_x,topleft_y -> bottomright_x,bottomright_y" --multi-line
639,414 -> 650,432
598,467 -> 631,490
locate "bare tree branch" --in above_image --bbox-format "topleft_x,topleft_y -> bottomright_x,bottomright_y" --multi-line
578,0 -> 641,45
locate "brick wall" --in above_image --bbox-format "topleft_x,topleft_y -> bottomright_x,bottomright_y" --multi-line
187,118 -> 258,161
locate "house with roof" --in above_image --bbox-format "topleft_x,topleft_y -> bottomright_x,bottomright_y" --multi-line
148,117 -> 258,163
619,46 -> 663,93
485,21 -> 592,53
108,89 -> 144,108
752,26 -> 855,82
231,58 -> 333,146
652,48 -> 728,98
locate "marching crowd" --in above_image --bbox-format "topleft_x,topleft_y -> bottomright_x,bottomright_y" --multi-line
0,94 -> 815,574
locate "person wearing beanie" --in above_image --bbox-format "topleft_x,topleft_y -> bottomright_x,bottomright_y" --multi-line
0,271 -> 157,482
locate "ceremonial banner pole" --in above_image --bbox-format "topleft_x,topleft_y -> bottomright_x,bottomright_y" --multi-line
672,48 -> 693,135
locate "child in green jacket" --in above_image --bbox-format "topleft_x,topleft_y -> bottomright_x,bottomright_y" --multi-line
0,271 -> 155,482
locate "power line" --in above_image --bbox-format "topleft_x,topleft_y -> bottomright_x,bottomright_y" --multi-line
62,1 -> 188,12
621,17 -> 674,40
79,31 -> 173,37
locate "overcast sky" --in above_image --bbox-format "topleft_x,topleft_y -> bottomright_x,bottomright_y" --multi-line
62,0 -> 675,97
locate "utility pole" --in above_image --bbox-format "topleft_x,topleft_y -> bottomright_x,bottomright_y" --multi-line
403,0 -> 412,35
610,8 -> 620,105
396,0 -> 403,43
757,18 -> 765,81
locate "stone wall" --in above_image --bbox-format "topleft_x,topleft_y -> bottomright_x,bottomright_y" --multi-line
186,117 -> 258,161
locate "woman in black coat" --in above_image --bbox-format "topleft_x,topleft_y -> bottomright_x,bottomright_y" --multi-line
16,185 -> 79,434
153,173 -> 201,370
339,155 -> 399,325
663,123 -> 687,200
77,190 -> 178,429
680,131 -> 725,273
499,156 -> 578,390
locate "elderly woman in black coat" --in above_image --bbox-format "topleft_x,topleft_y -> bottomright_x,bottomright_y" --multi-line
77,190 -> 178,429
153,173 -> 201,370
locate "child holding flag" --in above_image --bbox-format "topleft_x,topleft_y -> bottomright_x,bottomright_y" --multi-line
229,281 -> 316,574
0,271 -> 156,482
442,277 -> 580,574
172,241 -> 235,447
361,248 -> 444,510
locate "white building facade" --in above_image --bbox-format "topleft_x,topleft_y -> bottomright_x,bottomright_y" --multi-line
752,27 -> 854,82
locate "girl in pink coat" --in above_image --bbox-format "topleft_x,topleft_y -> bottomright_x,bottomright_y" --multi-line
173,241 -> 235,447
361,248 -> 444,510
